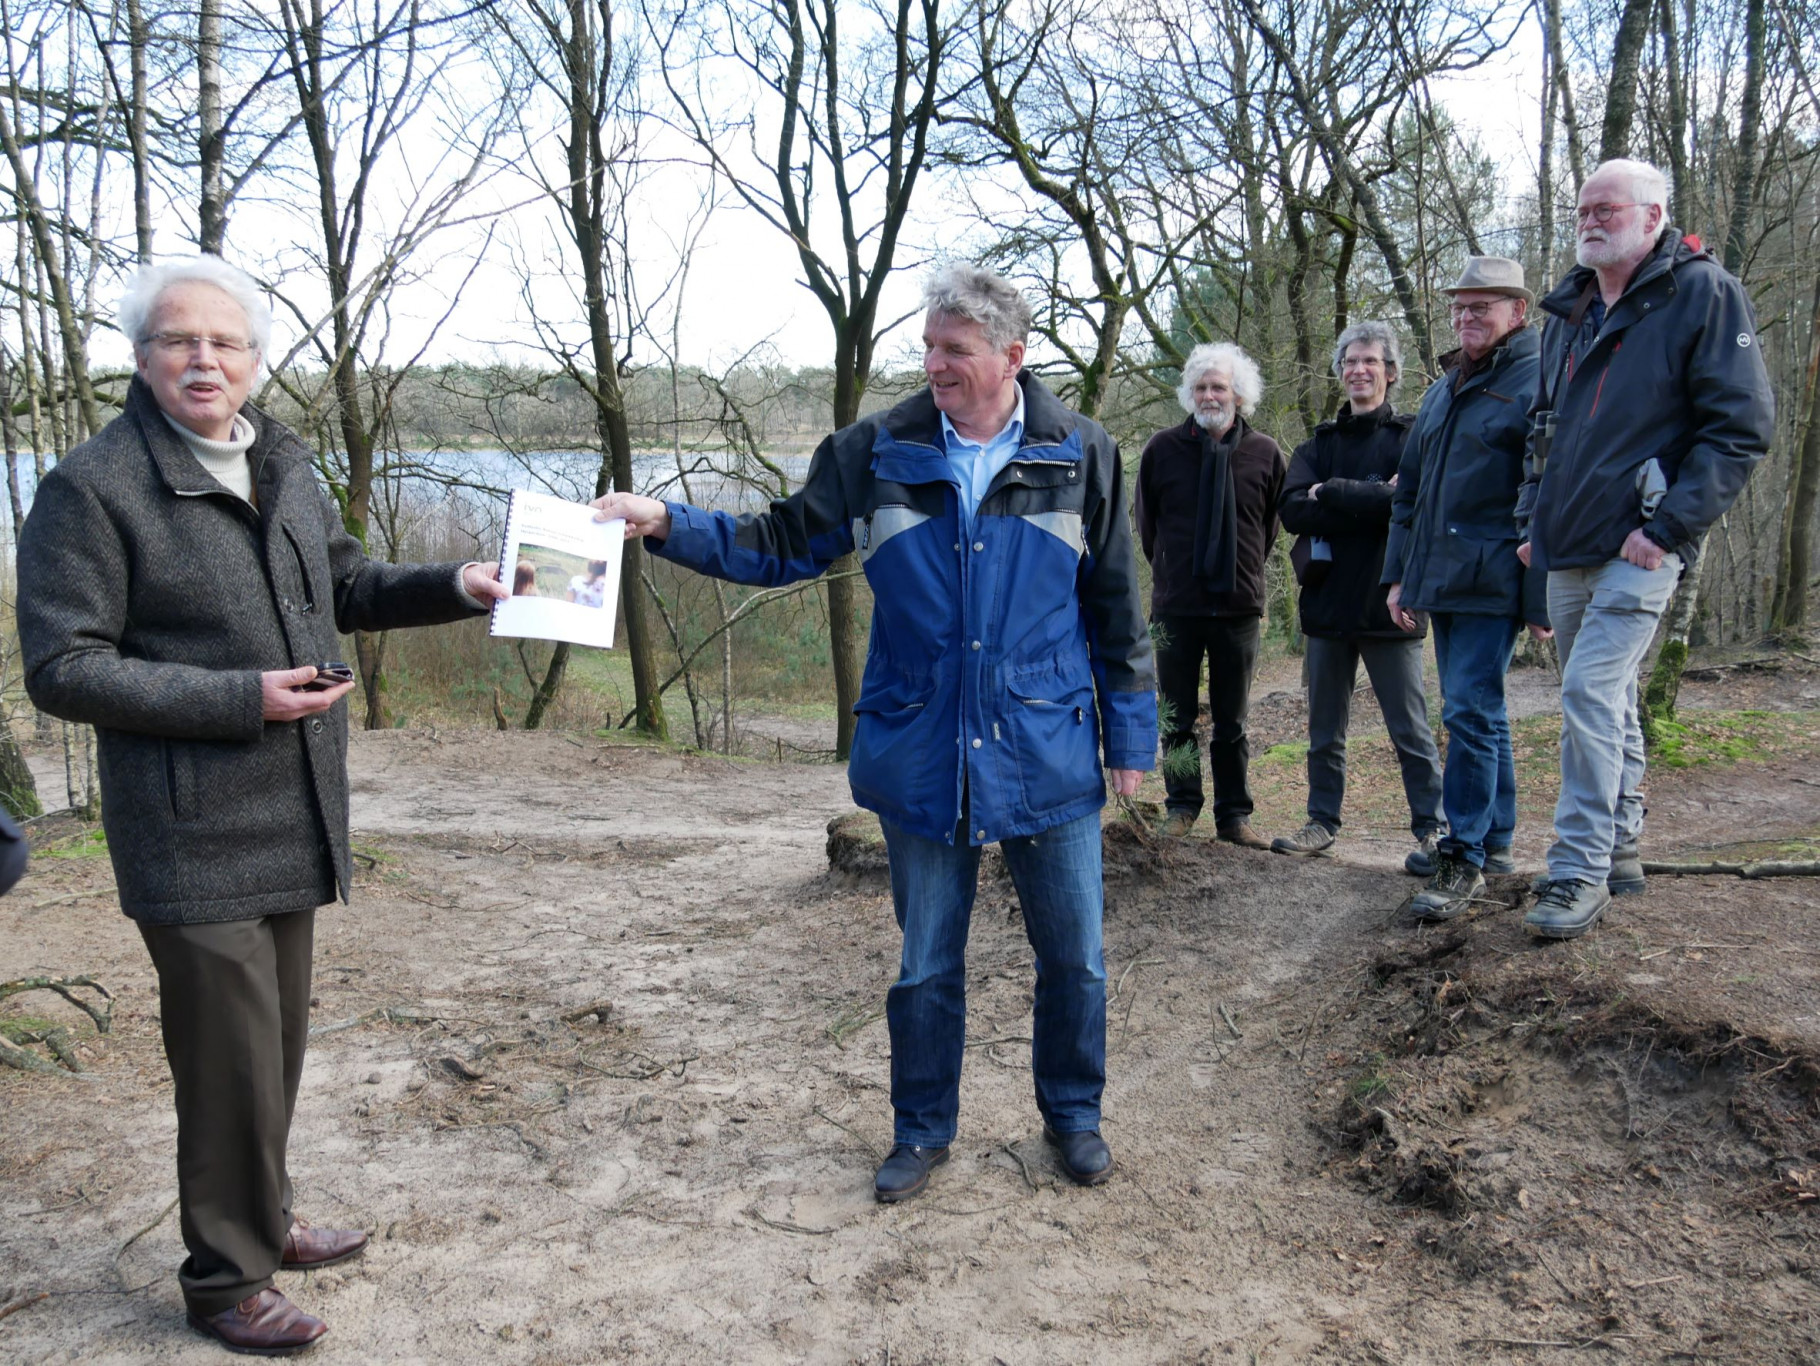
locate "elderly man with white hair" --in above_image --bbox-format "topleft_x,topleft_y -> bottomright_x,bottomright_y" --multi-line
1135,342 -> 1285,845
1516,158 -> 1773,939
598,263 -> 1156,1203
17,257 -> 507,1354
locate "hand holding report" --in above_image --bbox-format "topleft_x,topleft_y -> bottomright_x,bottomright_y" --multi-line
490,489 -> 627,649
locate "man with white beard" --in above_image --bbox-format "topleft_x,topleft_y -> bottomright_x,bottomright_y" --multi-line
1134,344 -> 1285,845
1516,158 -> 1773,938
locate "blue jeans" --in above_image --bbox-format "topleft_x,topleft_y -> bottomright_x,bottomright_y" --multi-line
879,809 -> 1107,1147
1431,613 -> 1520,868
1546,554 -> 1681,881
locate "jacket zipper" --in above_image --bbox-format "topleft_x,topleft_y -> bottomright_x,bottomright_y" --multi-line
1588,342 -> 1621,417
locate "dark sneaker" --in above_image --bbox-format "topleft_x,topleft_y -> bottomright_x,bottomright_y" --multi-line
1271,820 -> 1334,857
1524,878 -> 1612,939
874,1144 -> 949,1203
1217,821 -> 1272,850
1609,840 -> 1645,897
1406,854 -> 1485,922
1483,846 -> 1516,875
1404,833 -> 1439,877
1157,810 -> 1196,839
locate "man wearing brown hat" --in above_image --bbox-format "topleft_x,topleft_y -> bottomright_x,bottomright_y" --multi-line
1383,257 -> 1551,920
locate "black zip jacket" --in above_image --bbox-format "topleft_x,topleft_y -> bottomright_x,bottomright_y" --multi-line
1385,329 -> 1548,625
1516,229 -> 1774,570
1279,403 -> 1418,639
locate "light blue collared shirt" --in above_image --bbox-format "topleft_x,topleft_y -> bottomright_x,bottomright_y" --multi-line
940,387 -> 1026,526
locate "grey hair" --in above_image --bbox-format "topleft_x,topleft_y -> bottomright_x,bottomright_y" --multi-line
1175,342 -> 1263,417
1331,321 -> 1403,398
921,263 -> 1033,353
119,256 -> 273,359
1588,157 -> 1670,218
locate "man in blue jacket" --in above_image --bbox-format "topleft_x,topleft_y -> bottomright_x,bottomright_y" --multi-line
1384,258 -> 1552,921
596,265 -> 1157,1201
1517,159 -> 1773,938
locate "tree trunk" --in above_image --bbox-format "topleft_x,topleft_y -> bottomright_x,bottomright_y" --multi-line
128,0 -> 153,260
0,728 -> 40,820
1722,0 -> 1765,275
1640,549 -> 1704,747
1598,0 -> 1655,162
524,642 -> 570,730
1545,0 -> 1586,186
1656,0 -> 1691,222
1769,270 -> 1820,633
198,0 -> 227,253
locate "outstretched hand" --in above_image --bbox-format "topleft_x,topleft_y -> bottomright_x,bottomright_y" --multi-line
592,492 -> 671,540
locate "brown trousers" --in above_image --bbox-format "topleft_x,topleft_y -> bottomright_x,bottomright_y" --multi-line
138,909 -> 315,1316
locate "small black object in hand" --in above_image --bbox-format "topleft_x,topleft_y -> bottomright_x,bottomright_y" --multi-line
301,662 -> 355,691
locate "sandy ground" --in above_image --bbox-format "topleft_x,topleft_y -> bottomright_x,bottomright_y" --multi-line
3,671 -> 1820,1363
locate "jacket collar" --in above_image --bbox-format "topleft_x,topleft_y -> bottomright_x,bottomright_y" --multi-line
1320,401 -> 1400,434
128,374 -> 304,502
1539,227 -> 1699,319
880,370 -> 1081,458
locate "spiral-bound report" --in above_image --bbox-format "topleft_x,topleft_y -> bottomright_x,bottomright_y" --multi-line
489,489 -> 627,648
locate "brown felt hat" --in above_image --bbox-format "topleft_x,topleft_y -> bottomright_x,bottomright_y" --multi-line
1441,256 -> 1533,306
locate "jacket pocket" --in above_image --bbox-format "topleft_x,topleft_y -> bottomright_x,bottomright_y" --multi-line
848,671 -> 938,817
1004,660 -> 1098,814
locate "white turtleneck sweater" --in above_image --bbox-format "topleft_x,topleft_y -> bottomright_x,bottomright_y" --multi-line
165,412 -> 257,504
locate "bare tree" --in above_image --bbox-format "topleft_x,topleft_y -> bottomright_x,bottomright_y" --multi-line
654,0 -> 945,759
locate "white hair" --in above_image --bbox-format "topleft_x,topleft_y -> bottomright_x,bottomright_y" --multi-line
1587,158 -> 1670,218
921,263 -> 1033,353
119,256 -> 272,359
1176,342 -> 1262,417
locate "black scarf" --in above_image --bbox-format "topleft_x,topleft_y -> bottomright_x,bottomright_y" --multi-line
1192,416 -> 1243,593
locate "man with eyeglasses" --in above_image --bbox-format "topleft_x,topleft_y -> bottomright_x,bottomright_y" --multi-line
1516,158 -> 1773,939
1275,321 -> 1444,872
1382,257 -> 1550,921
17,257 -> 508,1354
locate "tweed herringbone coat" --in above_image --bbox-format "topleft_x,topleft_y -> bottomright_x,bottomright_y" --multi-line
18,377 -> 481,924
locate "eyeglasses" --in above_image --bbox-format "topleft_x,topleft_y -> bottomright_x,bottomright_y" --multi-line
1574,202 -> 1639,225
1340,356 -> 1385,370
145,332 -> 256,357
1447,301 -> 1507,322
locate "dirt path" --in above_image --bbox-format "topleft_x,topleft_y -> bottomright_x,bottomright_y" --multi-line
3,727 -> 1818,1363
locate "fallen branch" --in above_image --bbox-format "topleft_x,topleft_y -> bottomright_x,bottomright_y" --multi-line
0,1291 -> 49,1323
1641,859 -> 1820,878
0,1035 -> 87,1077
0,976 -> 114,1033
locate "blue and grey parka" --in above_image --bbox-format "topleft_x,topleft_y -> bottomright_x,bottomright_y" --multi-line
651,373 -> 1158,846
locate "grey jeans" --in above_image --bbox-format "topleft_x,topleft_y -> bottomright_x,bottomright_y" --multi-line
1303,634 -> 1444,837
1546,553 -> 1682,882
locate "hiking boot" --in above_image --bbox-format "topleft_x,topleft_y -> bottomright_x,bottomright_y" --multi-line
1609,839 -> 1645,896
1216,821 -> 1272,850
1524,877 -> 1612,939
1157,810 -> 1196,839
1270,820 -> 1334,857
1405,854 -> 1485,923
1404,833 -> 1439,877
1483,845 -> 1516,875
1531,851 -> 1639,898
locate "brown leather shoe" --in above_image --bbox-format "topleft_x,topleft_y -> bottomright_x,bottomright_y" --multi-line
281,1219 -> 369,1270
187,1287 -> 327,1356
1216,821 -> 1271,850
